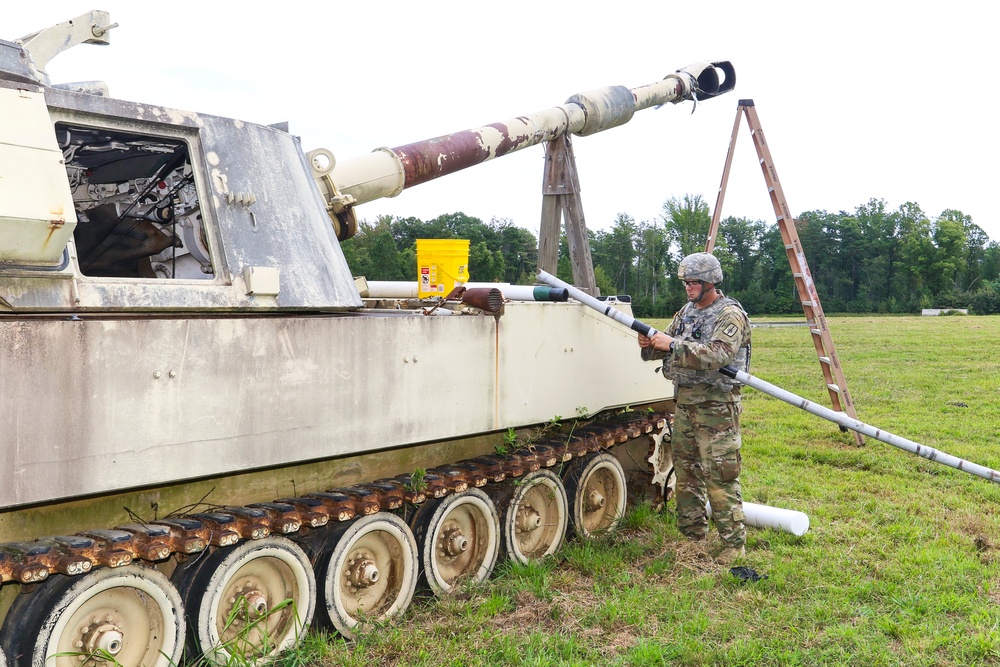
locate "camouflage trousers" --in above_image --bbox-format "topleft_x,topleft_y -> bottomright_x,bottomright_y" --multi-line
671,400 -> 746,548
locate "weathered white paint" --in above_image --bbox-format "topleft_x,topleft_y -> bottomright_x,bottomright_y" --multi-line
0,301 -> 669,509
0,87 -> 77,263
0,41 -> 672,518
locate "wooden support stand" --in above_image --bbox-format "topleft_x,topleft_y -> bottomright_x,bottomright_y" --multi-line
537,134 -> 598,296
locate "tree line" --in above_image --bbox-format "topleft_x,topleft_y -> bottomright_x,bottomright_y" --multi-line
340,196 -> 1000,317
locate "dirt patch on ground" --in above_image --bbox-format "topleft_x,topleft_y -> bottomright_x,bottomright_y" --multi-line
487,586 -> 645,660
671,535 -> 720,574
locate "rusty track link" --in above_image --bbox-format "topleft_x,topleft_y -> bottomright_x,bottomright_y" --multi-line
0,413 -> 666,585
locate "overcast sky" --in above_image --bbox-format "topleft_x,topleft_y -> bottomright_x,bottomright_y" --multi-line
9,2 -> 998,245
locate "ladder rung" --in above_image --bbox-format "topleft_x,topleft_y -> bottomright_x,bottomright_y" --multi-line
768,186 -> 775,193
819,356 -> 831,365
785,243 -> 794,249
827,383 -> 842,393
810,328 -> 822,335
793,272 -> 804,278
801,300 -> 814,307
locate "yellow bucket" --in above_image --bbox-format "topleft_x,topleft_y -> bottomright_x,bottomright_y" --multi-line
416,239 -> 470,297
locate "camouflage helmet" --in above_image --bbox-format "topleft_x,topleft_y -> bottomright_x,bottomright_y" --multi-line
677,252 -> 723,284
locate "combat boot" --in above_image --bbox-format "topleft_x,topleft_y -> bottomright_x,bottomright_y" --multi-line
715,545 -> 745,566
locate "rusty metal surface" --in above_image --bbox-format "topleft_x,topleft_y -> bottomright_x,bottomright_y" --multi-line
280,495 -> 347,525
310,490 -> 374,519
389,108 -> 576,190
0,413 -> 665,584
106,525 -> 173,563
246,502 -> 304,534
448,463 -> 489,488
461,287 -> 504,313
334,62 -> 736,207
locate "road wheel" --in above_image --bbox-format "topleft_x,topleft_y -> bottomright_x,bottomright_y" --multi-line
564,452 -> 628,538
0,565 -> 184,667
172,536 -> 315,665
411,489 -> 500,595
499,469 -> 568,564
318,512 -> 418,638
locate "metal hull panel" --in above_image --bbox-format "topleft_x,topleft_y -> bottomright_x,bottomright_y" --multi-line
1,302 -> 668,509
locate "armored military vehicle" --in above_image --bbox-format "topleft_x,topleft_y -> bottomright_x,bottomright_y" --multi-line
0,11 -> 734,666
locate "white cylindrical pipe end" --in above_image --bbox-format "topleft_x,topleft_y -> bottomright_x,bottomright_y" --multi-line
707,500 -> 809,536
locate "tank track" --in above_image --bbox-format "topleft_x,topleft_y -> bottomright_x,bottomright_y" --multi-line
0,412 -> 667,586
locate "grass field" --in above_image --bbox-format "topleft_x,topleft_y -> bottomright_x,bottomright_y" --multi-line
298,315 -> 1000,667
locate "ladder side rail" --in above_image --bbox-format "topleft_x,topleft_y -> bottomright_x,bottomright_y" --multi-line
745,106 -> 829,317
753,148 -> 856,416
705,102 -> 746,252
741,104 -> 864,443
774,230 -> 844,411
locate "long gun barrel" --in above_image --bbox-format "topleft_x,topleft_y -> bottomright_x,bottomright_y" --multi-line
329,61 -> 735,207
536,270 -> 1000,485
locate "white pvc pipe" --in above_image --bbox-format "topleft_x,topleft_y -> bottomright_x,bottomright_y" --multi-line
707,500 -> 810,536
538,271 -> 1000,487
721,366 -> 1000,485
365,281 -> 567,302
536,270 -> 659,336
364,281 -> 419,298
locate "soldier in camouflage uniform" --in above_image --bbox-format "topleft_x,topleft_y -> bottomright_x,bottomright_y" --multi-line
637,252 -> 752,565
